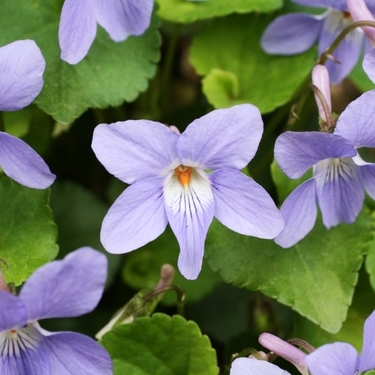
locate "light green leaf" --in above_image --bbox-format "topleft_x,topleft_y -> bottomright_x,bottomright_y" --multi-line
0,177 -> 58,285
101,313 -> 219,375
123,227 -> 222,305
156,0 -> 282,23
365,212 -> 375,292
0,0 -> 161,124
205,209 -> 373,333
190,13 -> 316,113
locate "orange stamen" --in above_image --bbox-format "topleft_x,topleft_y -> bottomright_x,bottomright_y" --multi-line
343,11 -> 351,19
175,165 -> 192,186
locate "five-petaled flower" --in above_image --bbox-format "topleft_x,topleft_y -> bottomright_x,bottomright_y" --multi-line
261,0 -> 374,84
0,247 -> 112,374
306,310 -> 375,374
59,0 -> 154,64
0,40 -> 55,189
92,104 -> 284,280
274,62 -> 375,248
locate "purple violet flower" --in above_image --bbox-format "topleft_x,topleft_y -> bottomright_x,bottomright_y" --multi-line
306,310 -> 375,374
260,0 -> 374,84
0,247 -> 112,374
0,40 -> 55,189
274,62 -> 375,248
92,104 -> 284,280
230,357 -> 291,375
59,0 -> 154,65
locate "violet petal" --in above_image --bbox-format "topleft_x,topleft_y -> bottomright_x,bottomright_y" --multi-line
275,179 -> 317,248
274,131 -> 356,179
261,13 -> 323,54
58,0 -> 97,64
0,132 -> 55,189
305,342 -> 358,375
335,90 -> 375,149
92,121 -> 179,185
94,0 -> 154,41
178,104 -> 263,170
101,177 -> 168,254
315,158 -> 364,228
210,169 -> 284,238
20,247 -> 107,321
164,170 -> 214,280
0,40 -> 45,111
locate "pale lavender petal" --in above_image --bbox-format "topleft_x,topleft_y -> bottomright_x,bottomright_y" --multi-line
360,163 -> 375,199
312,65 -> 332,121
20,248 -> 107,321
210,169 -> 284,238
0,40 -> 45,111
347,0 -> 375,42
39,330 -> 112,375
0,132 -> 55,189
230,357 -> 291,375
261,13 -> 323,54
274,131 -> 356,179
319,16 -> 364,84
359,310 -> 375,372
275,179 -> 317,248
94,0 -> 154,41
292,0 -> 346,9
363,47 -> 375,82
306,342 -> 358,375
315,158 -> 363,228
0,292 -> 27,330
101,177 -> 168,254
92,121 -> 179,184
178,104 -> 263,170
164,170 -> 214,280
335,90 -> 375,148
0,324 -> 49,375
58,0 -> 97,64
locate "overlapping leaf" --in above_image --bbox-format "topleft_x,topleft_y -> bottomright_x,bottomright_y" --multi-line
0,0 -> 161,124
190,13 -> 316,113
101,313 -> 219,375
0,176 -> 58,285
205,208 -> 373,333
156,0 -> 282,23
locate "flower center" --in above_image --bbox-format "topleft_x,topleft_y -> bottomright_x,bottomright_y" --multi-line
0,324 -> 40,358
174,165 -> 192,186
313,157 -> 356,185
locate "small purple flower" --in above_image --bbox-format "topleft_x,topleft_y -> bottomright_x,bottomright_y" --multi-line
0,40 -> 55,189
260,0 -> 372,84
0,247 -> 112,374
92,104 -> 284,280
306,310 -> 375,374
230,357 -> 291,375
274,63 -> 375,248
59,0 -> 154,65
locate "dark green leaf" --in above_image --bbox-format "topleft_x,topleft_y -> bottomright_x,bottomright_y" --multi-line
101,313 -> 219,375
205,209 -> 373,333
